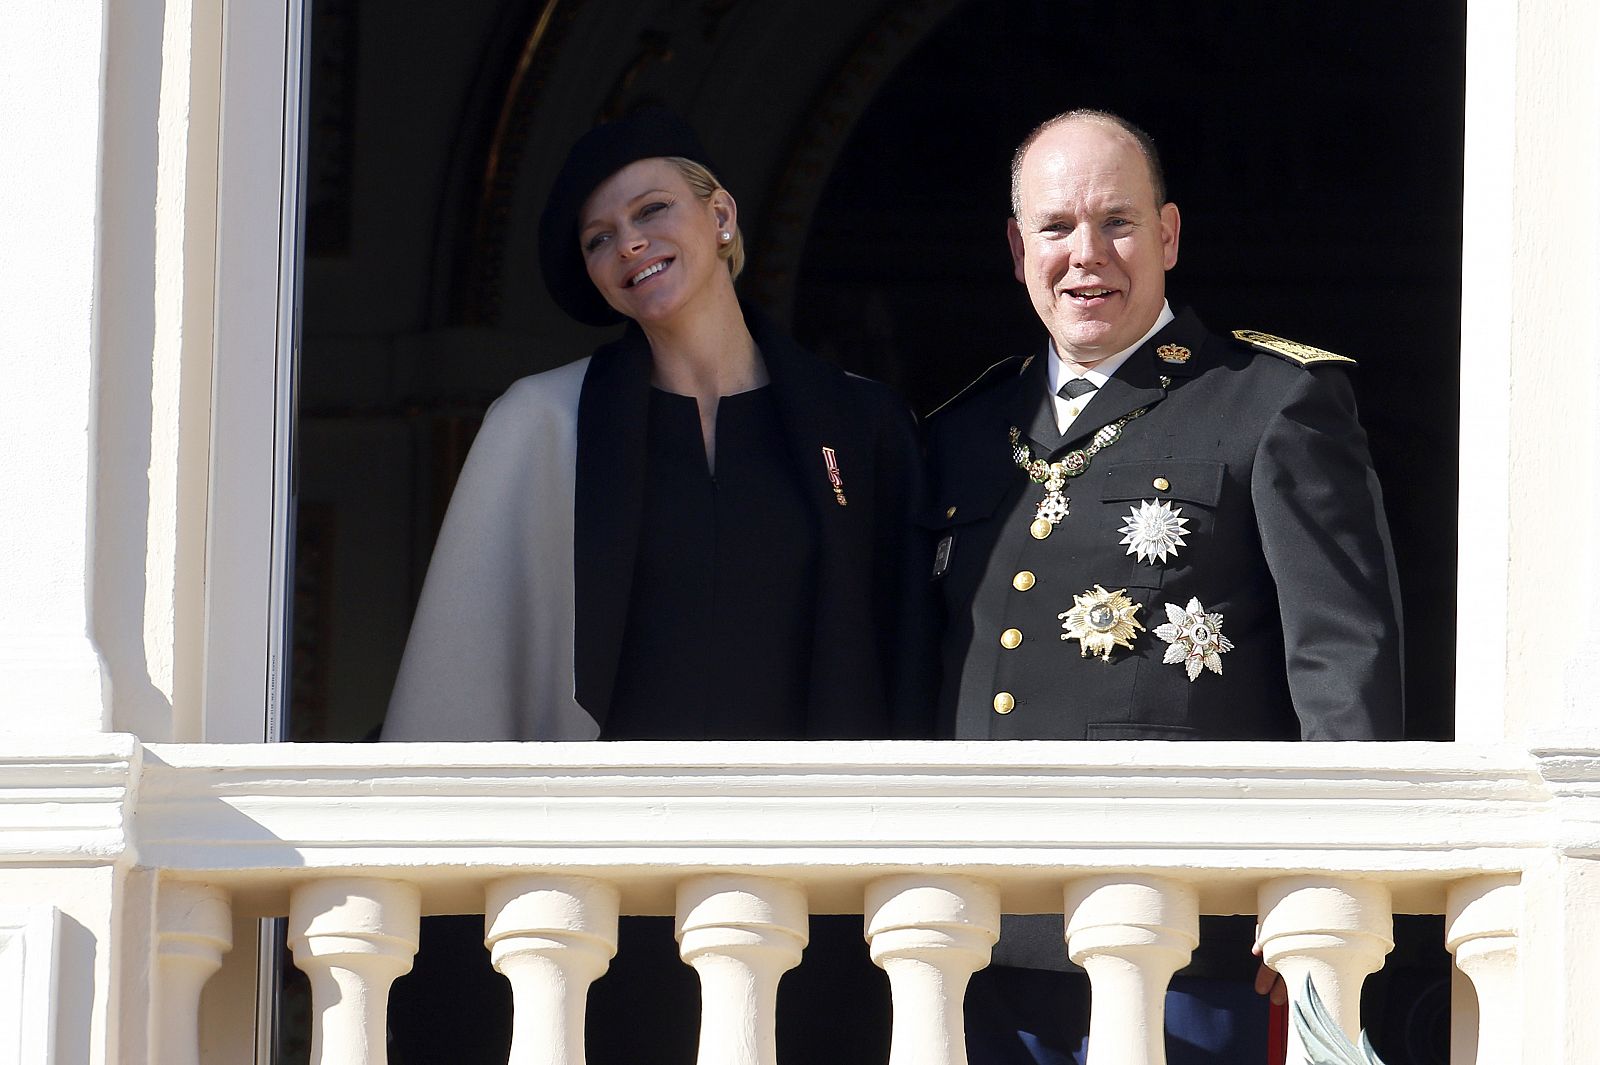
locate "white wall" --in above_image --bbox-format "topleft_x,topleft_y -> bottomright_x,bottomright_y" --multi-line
0,3 -> 111,733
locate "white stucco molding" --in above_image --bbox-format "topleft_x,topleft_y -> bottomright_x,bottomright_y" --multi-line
1529,741 -> 1600,858
134,741 -> 1558,916
0,736 -> 140,866
0,906 -> 61,1065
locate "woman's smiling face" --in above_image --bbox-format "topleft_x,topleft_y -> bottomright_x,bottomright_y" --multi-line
578,157 -> 734,327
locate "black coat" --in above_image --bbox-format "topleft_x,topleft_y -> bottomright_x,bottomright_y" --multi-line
384,305 -> 932,742
925,308 -> 1403,741
575,305 -> 934,739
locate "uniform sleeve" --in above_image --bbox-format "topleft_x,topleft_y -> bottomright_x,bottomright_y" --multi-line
1250,368 -> 1405,739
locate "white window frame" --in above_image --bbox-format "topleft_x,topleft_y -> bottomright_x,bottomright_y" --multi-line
1452,0 -> 1514,744
202,0 -> 309,743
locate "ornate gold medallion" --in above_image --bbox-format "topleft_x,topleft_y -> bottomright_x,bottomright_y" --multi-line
1010,411 -> 1147,537
1058,585 -> 1144,660
1157,344 -> 1192,364
1154,598 -> 1234,680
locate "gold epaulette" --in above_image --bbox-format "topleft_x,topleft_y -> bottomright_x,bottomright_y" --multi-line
1232,329 -> 1358,367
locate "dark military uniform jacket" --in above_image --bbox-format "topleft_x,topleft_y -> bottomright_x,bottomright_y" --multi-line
926,308 -> 1403,742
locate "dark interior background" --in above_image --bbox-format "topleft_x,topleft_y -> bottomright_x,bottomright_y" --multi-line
291,0 -> 1462,748
281,1 -> 1465,1062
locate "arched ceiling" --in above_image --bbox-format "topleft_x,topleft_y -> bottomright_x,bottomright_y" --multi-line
436,0 -> 963,342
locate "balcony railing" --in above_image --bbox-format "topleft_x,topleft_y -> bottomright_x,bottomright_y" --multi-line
106,739 -> 1600,1063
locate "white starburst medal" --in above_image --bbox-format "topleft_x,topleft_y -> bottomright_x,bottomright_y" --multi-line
1119,500 -> 1190,564
1153,598 -> 1234,680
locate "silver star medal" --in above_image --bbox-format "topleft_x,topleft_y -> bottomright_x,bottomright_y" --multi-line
1119,500 -> 1189,563
1154,598 -> 1233,680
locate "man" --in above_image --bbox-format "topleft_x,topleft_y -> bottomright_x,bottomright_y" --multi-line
925,111 -> 1403,1063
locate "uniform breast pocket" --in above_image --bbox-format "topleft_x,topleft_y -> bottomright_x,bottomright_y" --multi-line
1096,460 -> 1226,580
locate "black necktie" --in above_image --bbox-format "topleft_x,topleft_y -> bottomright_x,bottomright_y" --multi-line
1058,377 -> 1097,401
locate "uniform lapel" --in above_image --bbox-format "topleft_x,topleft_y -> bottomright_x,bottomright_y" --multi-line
1052,309 -> 1211,450
1068,346 -> 1168,443
1009,352 -> 1065,455
927,355 -> 1030,524
573,326 -> 653,728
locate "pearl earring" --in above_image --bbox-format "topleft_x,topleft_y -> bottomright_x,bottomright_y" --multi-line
719,231 -> 731,242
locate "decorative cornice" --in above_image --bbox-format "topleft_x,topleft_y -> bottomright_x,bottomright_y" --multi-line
132,741 -> 1556,915
0,735 -> 139,865
3,739 -> 1586,910
1530,745 -> 1600,857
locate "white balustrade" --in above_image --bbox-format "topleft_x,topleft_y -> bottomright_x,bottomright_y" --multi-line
1446,874 -> 1521,1065
676,874 -> 808,1065
485,875 -> 620,1065
1257,877 -> 1393,1064
1065,875 -> 1199,1065
865,874 -> 1000,1065
288,877 -> 421,1065
153,880 -> 232,1065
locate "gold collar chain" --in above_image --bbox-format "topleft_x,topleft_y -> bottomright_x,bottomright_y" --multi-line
1009,407 -> 1147,538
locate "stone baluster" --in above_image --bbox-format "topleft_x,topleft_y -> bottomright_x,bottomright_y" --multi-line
1446,874 -> 1521,1065
485,876 -> 620,1065
153,880 -> 233,1065
288,878 -> 421,1065
1256,877 -> 1392,1064
865,875 -> 1000,1065
1065,875 -> 1199,1065
676,875 -> 808,1065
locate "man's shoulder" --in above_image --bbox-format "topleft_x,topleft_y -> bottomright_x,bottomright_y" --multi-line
928,354 -> 1030,423
1178,323 -> 1361,404
1228,329 -> 1359,369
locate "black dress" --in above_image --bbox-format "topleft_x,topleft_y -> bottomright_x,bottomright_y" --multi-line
589,386 -> 889,1065
603,386 -> 817,740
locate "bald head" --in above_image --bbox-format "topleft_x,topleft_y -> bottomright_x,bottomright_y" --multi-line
1004,111 -> 1181,364
1010,110 -> 1167,218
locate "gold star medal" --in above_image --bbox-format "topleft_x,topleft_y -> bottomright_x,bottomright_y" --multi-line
1058,585 -> 1144,660
1154,598 -> 1234,680
1118,500 -> 1190,564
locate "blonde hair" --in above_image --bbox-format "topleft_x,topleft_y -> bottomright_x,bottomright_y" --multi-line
666,156 -> 746,281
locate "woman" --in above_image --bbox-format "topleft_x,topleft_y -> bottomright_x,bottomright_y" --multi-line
383,105 -> 929,744
381,107 -> 928,1065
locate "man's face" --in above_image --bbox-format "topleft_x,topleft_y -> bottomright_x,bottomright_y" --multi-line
1007,120 -> 1180,367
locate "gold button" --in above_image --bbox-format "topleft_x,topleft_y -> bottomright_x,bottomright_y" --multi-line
1153,477 -> 1170,491
946,505 -> 958,519
993,691 -> 1015,714
1029,518 -> 1053,540
1012,570 -> 1036,591
1000,628 -> 1023,649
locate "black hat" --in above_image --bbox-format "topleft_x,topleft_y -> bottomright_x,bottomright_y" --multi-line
538,106 -> 716,326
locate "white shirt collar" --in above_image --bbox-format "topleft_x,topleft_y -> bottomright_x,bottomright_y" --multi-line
1047,301 -> 1175,435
